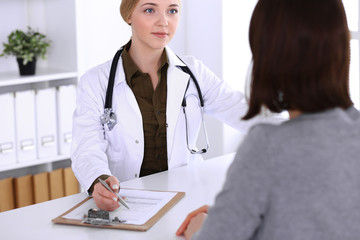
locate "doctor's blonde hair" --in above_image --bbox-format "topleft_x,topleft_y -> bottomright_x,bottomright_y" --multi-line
120,0 -> 181,24
120,0 -> 139,23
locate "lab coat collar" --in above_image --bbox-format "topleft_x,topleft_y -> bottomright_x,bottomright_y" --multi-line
113,46 -> 186,87
165,46 -> 187,68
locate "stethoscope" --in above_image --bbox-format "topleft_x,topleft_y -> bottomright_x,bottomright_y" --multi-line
100,47 -> 209,154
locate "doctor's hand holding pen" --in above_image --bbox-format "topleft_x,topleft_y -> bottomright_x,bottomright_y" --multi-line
92,176 -> 121,211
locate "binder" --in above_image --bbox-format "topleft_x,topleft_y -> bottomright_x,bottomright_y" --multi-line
14,174 -> 34,208
14,90 -> 37,162
0,177 -> 15,212
0,93 -> 17,166
63,167 -> 79,196
49,168 -> 65,200
33,172 -> 50,204
57,85 -> 76,155
35,88 -> 58,159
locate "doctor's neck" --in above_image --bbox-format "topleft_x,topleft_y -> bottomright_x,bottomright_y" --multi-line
128,40 -> 164,74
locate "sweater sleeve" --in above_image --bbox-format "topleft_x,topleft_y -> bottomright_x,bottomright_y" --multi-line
193,125 -> 273,240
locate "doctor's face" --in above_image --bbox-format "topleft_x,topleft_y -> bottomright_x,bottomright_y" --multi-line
129,0 -> 180,51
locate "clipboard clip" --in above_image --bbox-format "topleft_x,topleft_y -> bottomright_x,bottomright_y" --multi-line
83,208 -> 126,225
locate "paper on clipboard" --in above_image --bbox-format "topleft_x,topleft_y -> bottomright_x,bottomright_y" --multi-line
63,189 -> 176,225
52,188 -> 185,231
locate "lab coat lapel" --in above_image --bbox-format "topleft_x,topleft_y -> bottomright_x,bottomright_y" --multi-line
166,48 -> 190,158
114,57 -> 142,118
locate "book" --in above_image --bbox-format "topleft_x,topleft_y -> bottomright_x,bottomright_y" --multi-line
33,172 -> 50,204
14,175 -> 34,208
49,168 -> 65,200
63,167 -> 79,196
0,177 -> 15,212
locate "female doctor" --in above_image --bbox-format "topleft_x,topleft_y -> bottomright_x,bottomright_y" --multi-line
71,0 -> 261,211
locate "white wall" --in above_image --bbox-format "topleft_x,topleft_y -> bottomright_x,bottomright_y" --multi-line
222,1 -> 258,154
75,0 -> 131,76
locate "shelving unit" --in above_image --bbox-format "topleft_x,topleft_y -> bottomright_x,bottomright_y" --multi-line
0,0 -> 78,176
0,0 -> 132,178
0,155 -> 70,173
0,69 -> 78,88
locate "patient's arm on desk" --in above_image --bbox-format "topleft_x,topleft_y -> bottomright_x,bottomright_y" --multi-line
184,213 -> 208,240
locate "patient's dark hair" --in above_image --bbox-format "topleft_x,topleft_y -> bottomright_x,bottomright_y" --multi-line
243,0 -> 352,120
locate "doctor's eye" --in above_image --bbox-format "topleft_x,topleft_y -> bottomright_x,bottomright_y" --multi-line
168,9 -> 178,14
144,8 -> 155,13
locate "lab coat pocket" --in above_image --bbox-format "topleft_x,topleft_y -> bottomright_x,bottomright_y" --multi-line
103,123 -> 124,154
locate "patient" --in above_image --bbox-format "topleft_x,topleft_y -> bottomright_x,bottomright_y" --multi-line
176,0 -> 360,239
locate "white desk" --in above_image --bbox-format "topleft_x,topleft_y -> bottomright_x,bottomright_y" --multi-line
0,153 -> 235,240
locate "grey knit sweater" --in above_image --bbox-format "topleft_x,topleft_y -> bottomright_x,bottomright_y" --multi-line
194,106 -> 360,240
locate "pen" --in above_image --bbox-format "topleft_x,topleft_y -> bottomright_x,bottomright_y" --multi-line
98,178 -> 130,209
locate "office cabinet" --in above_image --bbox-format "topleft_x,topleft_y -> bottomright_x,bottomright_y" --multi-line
0,0 -> 78,174
0,0 -> 130,184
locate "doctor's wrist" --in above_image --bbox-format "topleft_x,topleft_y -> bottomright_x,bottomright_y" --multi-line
88,174 -> 110,195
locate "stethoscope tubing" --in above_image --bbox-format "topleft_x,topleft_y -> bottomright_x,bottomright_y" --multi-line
101,46 -> 209,153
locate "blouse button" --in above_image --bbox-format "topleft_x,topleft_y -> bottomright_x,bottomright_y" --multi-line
135,140 -> 139,144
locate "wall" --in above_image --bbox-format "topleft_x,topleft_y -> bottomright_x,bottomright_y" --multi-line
75,0 -> 131,76
222,0 -> 258,154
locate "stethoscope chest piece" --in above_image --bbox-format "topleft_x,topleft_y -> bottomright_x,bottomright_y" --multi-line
100,108 -> 117,131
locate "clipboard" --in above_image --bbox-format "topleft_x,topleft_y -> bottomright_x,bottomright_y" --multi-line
52,188 -> 185,231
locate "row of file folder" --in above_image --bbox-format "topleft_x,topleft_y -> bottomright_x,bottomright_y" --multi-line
0,85 -> 77,166
0,167 -> 79,212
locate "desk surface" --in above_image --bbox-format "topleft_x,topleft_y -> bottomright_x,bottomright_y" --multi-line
0,153 -> 235,240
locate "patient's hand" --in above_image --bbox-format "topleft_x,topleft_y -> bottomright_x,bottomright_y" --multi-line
176,205 -> 209,237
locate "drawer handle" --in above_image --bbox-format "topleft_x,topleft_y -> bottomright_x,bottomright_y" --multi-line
64,133 -> 72,143
21,139 -> 34,151
0,142 -> 13,154
41,135 -> 55,146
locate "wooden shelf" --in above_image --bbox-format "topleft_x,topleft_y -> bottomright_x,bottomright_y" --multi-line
0,155 -> 70,172
0,68 -> 78,87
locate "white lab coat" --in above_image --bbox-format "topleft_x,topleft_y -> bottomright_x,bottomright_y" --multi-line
71,46 -> 258,191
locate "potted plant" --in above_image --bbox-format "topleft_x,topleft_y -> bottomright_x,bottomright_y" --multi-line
0,26 -> 51,76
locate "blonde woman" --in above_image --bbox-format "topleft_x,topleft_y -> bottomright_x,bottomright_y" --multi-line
71,0 -> 263,211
